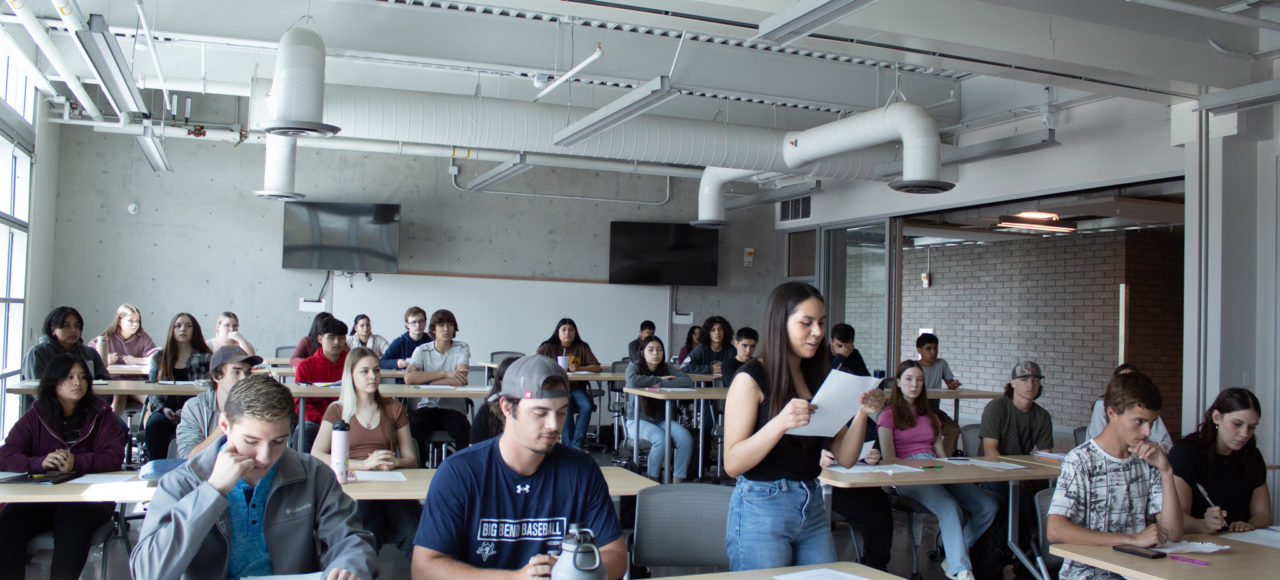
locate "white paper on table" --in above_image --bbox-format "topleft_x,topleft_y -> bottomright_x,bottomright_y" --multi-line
1220,526 -> 1280,548
786,371 -> 880,437
1152,541 -> 1230,554
352,471 -> 408,482
157,380 -> 200,385
571,371 -> 594,374
826,464 -> 922,474
74,473 -> 138,484
857,440 -> 874,461
773,568 -> 874,580
946,458 -> 1026,470
243,573 -> 322,580
0,471 -> 23,479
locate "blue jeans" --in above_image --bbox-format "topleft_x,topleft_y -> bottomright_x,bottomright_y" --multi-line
897,452 -> 1000,575
626,418 -> 693,479
563,388 -> 594,448
726,476 -> 835,571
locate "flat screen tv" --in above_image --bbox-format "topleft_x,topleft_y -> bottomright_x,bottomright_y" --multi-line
609,221 -> 719,286
282,202 -> 401,274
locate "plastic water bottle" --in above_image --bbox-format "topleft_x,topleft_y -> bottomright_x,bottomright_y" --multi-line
550,524 -> 605,580
95,335 -> 110,365
331,419 -> 350,484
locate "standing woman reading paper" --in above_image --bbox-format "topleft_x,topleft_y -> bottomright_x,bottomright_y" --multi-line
0,354 -> 127,579
722,282 -> 884,571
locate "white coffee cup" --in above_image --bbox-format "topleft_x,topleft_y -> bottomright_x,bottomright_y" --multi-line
556,355 -> 570,369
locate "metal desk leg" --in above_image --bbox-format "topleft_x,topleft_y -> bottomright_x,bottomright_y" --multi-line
1008,481 -> 1047,580
295,397 -> 306,450
632,395 -> 640,467
696,399 -> 705,480
663,400 -> 673,484
953,398 -> 960,419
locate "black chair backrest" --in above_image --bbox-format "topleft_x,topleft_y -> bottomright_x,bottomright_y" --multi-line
632,482 -> 733,569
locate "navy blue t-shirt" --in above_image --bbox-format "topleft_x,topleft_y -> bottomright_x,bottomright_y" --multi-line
414,437 -> 622,570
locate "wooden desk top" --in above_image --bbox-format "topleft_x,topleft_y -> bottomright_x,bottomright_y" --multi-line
654,561 -> 904,579
572,372 -> 718,382
1049,534 -> 1280,580
253,367 -> 407,379
623,386 -> 730,401
927,388 -> 1001,400
820,456 -> 1061,488
106,364 -> 150,376
0,466 -> 656,504
289,384 -> 490,398
262,357 -> 291,366
8,380 -> 208,397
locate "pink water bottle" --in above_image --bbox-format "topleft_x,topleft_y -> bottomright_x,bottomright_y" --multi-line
331,419 -> 350,483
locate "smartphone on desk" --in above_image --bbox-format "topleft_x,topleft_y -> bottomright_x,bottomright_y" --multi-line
1113,544 -> 1166,559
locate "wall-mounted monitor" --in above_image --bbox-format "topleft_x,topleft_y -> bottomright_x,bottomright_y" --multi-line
609,221 -> 719,286
282,202 -> 401,274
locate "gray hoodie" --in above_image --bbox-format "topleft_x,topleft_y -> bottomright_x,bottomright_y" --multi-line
129,435 -> 378,580
20,334 -> 109,380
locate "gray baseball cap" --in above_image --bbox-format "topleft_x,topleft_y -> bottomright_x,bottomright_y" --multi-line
500,354 -> 570,399
210,346 -> 263,373
1011,360 -> 1044,380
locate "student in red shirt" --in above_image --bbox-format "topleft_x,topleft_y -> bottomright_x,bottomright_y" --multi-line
295,317 -> 349,452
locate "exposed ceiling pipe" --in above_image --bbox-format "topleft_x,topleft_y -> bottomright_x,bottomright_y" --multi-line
693,167 -> 759,227
263,27 -> 338,137
133,0 -> 171,106
256,134 -> 300,200
1125,0 -> 1280,32
0,25 -> 56,96
4,0 -> 104,121
692,101 -> 952,227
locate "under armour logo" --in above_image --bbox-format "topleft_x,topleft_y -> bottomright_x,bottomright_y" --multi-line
516,484 -> 531,494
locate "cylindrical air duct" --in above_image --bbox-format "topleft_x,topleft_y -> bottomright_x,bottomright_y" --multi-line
255,134 -> 303,200
264,27 -> 339,137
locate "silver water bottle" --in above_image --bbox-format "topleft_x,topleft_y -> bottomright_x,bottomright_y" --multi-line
550,524 -> 606,580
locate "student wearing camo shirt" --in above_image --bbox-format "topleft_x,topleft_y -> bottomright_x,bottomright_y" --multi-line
1047,370 -> 1182,580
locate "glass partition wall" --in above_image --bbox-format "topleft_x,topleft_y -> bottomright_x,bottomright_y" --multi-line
823,220 -> 902,378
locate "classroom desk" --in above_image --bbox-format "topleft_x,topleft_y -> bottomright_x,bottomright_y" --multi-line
927,388 -> 1001,418
1049,534 -> 1280,580
286,384 -> 488,449
252,367 -> 408,380
624,386 -> 729,483
262,357 -> 291,366
573,372 -> 718,383
106,364 -> 150,377
821,455 -> 1061,580
653,561 -> 904,579
7,380 -> 207,398
0,466 -> 656,504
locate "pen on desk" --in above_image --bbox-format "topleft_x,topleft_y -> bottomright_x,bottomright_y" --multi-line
1169,555 -> 1209,566
1195,483 -> 1216,507
922,465 -> 943,470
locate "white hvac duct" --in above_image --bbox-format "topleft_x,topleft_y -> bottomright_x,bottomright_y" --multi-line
263,27 -> 338,137
693,167 -> 758,228
694,101 -> 953,226
256,134 -> 302,200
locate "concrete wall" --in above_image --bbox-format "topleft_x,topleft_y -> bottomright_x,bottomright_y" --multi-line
49,125 -> 776,354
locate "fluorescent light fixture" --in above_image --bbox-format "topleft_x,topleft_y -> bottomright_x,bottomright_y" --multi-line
996,214 -> 1076,233
1199,78 -> 1280,115
552,76 -> 678,147
135,123 -> 172,172
462,154 -> 531,191
74,14 -> 149,119
753,0 -> 883,45
533,44 -> 602,102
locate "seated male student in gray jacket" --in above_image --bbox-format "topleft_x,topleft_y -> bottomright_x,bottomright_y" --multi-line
130,375 -> 377,580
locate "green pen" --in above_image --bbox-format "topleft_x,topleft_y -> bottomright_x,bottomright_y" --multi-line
922,465 -> 943,469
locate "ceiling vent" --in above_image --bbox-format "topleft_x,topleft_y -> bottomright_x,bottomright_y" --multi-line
262,27 -> 339,137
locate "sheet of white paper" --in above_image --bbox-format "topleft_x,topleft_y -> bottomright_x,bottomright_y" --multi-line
571,371 -> 594,374
74,473 -> 138,484
787,372 -> 880,437
857,440 -> 874,461
243,574 -> 322,580
826,464 -> 922,474
0,471 -> 23,480
157,380 -> 201,385
1220,526 -> 1280,548
352,471 -> 408,482
1152,541 -> 1230,554
773,568 -> 874,580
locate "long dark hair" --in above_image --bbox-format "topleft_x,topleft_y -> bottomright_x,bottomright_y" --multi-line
37,354 -> 97,427
701,316 -> 734,351
682,326 -> 701,353
350,314 -> 370,336
1186,387 -> 1263,485
308,312 -> 335,344
157,313 -> 211,381
887,360 -> 939,432
632,336 -> 670,377
759,282 -> 832,418
541,318 -> 589,349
